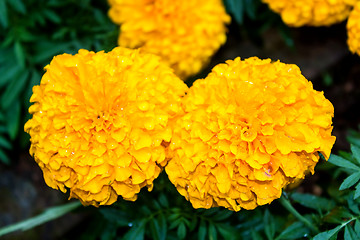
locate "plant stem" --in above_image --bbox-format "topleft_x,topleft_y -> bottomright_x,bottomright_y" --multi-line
279,194 -> 319,233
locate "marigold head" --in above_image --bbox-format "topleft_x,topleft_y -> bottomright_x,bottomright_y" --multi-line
165,57 -> 336,211
108,0 -> 230,79
262,0 -> 358,27
25,47 -> 188,206
347,2 -> 360,55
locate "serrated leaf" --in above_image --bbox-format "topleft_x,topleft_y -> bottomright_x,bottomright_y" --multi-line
291,193 -> 335,212
340,172 -> 360,190
276,222 -> 307,240
264,209 -> 275,240
0,148 -> 10,165
177,222 -> 186,240
208,223 -> 217,240
123,219 -> 146,240
323,207 -> 353,224
0,0 -> 8,28
347,195 -> 360,214
0,201 -> 81,236
7,0 -> 26,14
351,144 -> 360,165
344,225 -> 358,240
1,70 -> 29,109
198,219 -> 207,240
313,225 -> 342,240
354,220 -> 360,237
328,154 -> 360,171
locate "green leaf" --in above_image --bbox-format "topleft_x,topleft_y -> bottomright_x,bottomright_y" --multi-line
149,217 -> 161,240
177,222 -> 186,240
344,225 -> 358,240
313,225 -> 342,240
354,183 -> 360,199
340,172 -> 360,190
251,228 -> 264,240
7,0 -> 26,14
99,208 -> 129,227
276,222 -> 308,240
216,223 -> 238,240
43,9 -> 61,23
123,219 -> 146,240
291,193 -> 335,212
5,100 -> 21,140
0,135 -> 11,149
328,154 -> 360,171
0,201 -> 81,236
212,210 -> 233,221
347,195 -> 360,214
157,213 -> 167,240
323,207 -> 353,224
0,0 -> 8,28
1,70 -> 29,109
225,0 -> 244,24
351,144 -> 360,165
0,148 -> 10,165
158,193 -> 169,208
198,219 -> 207,240
264,209 -> 275,240
0,61 -> 22,88
14,41 -> 25,68
354,219 -> 360,236
208,223 -> 217,240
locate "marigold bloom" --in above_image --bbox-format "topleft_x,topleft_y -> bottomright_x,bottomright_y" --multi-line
166,57 -> 336,211
108,0 -> 230,79
25,47 -> 188,206
262,0 -> 358,27
347,2 -> 360,55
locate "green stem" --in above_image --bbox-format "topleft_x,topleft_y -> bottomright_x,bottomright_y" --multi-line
279,194 -> 319,233
0,201 -> 82,237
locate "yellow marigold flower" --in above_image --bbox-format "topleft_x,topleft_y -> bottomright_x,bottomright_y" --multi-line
347,2 -> 360,55
108,0 -> 230,79
166,57 -> 336,211
24,47 -> 188,207
262,0 -> 358,27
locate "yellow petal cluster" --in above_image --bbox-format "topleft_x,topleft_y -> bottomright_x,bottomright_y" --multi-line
108,0 -> 230,79
347,2 -> 360,55
24,47 -> 188,206
165,57 -> 336,211
262,0 -> 358,27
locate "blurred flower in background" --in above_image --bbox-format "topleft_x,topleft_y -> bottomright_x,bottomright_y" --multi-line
347,1 -> 360,55
166,57 -> 336,211
262,0 -> 358,27
24,47 -> 188,206
108,0 -> 230,79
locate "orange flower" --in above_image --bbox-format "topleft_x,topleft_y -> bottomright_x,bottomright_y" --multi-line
166,57 -> 336,211
262,0 -> 358,27
347,2 -> 360,55
108,0 -> 230,79
25,47 -> 188,206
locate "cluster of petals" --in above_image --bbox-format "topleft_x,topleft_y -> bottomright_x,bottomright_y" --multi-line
262,0 -> 358,27
107,0 -> 230,79
165,57 -> 336,211
347,1 -> 360,55
24,47 -> 188,206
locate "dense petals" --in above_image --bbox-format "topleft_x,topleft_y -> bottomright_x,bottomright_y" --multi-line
262,0 -> 358,27
25,47 -> 188,206
166,57 -> 335,211
108,0 -> 230,79
347,2 -> 360,55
